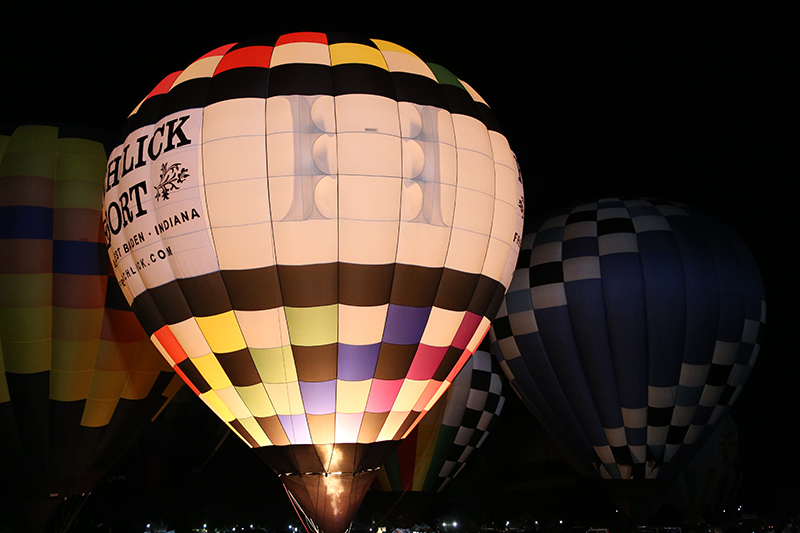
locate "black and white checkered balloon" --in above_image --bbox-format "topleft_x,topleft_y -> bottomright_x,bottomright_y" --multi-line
490,198 -> 764,481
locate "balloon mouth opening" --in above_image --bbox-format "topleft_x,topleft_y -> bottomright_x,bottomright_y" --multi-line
277,467 -> 382,477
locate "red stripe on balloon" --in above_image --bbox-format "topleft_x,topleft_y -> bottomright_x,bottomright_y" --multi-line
172,364 -> 202,396
215,46 -> 274,75
153,325 -> 189,364
143,71 -> 182,101
452,311 -> 482,349
275,31 -> 328,46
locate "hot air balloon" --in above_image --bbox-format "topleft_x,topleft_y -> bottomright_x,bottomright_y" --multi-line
489,197 -> 764,524
0,124 -> 183,533
101,32 -> 524,533
367,341 -> 505,526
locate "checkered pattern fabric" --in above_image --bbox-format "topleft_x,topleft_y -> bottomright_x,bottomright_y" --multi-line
435,345 -> 505,489
489,198 -> 764,480
103,32 -> 524,450
373,343 -> 505,493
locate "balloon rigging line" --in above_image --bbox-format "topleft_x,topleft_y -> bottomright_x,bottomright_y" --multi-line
284,483 -> 316,533
56,492 -> 92,533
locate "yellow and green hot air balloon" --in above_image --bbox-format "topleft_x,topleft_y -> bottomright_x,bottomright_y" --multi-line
0,125 -> 183,533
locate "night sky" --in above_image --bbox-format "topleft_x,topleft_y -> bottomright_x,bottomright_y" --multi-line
1,2 -> 796,530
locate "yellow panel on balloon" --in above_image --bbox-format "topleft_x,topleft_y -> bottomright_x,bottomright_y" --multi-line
49,369 -> 92,401
412,379 -> 443,412
0,273 -> 51,307
237,383 -> 277,418
467,318 -> 491,353
54,177 -> 104,210
0,306 -> 51,342
81,397 -> 119,428
191,353 -> 233,390
195,311 -> 247,353
251,345 -> 297,384
0,338 -> 50,374
372,40 -> 437,80
88,369 -> 128,400
284,305 -> 338,347
0,126 -> 58,178
329,43 -> 388,69
55,141 -> 106,180
52,339 -> 99,372
200,389 -> 237,422
370,39 -> 414,55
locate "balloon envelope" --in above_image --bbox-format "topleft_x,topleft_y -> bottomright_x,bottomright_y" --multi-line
0,125 -> 182,532
489,197 -> 764,522
102,32 -> 523,532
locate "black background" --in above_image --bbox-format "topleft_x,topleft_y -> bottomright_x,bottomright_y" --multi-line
1,2 -> 796,529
